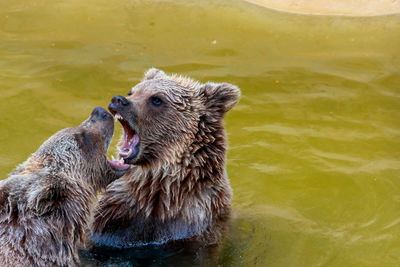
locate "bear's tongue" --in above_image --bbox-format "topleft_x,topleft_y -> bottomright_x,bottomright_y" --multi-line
119,134 -> 139,159
115,114 -> 140,160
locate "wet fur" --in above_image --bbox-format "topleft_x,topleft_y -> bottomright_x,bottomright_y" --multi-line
91,69 -> 240,248
0,115 -> 120,266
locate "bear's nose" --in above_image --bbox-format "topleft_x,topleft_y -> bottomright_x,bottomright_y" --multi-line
91,107 -> 113,121
109,95 -> 130,114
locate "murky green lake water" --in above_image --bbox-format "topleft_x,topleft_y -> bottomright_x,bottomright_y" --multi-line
0,0 -> 399,266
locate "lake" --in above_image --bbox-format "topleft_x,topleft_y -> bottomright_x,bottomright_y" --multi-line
0,0 -> 399,266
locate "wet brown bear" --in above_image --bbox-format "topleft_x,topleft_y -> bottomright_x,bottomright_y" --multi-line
91,69 -> 240,248
0,107 -> 130,267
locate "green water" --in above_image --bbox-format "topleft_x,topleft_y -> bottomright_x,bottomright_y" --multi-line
0,0 -> 399,266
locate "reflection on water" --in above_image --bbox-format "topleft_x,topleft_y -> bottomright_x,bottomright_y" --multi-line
0,0 -> 399,266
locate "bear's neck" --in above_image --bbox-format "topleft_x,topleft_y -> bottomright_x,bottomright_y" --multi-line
128,124 -> 231,221
0,173 -> 95,267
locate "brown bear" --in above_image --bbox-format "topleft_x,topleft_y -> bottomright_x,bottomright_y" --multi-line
91,68 -> 240,248
0,107 -> 130,267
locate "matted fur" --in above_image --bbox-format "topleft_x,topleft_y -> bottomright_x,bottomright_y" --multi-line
91,69 -> 240,248
0,109 -> 123,266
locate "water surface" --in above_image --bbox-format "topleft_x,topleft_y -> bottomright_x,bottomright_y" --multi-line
0,0 -> 399,266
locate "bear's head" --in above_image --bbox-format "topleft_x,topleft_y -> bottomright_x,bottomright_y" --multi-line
108,68 -> 240,166
32,107 -> 130,187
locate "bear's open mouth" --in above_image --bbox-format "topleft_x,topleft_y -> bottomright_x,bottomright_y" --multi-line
106,139 -> 130,171
115,113 -> 140,163
105,128 -> 130,172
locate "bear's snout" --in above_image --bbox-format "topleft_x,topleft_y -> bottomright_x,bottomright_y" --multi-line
109,95 -> 130,115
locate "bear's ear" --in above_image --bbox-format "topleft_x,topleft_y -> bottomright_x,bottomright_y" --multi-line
143,68 -> 166,80
28,174 -> 67,217
201,82 -> 241,115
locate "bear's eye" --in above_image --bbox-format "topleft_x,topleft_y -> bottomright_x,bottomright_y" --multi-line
127,91 -> 132,96
150,96 -> 163,107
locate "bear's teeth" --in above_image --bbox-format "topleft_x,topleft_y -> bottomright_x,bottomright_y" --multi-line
119,148 -> 132,158
115,113 -> 123,120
